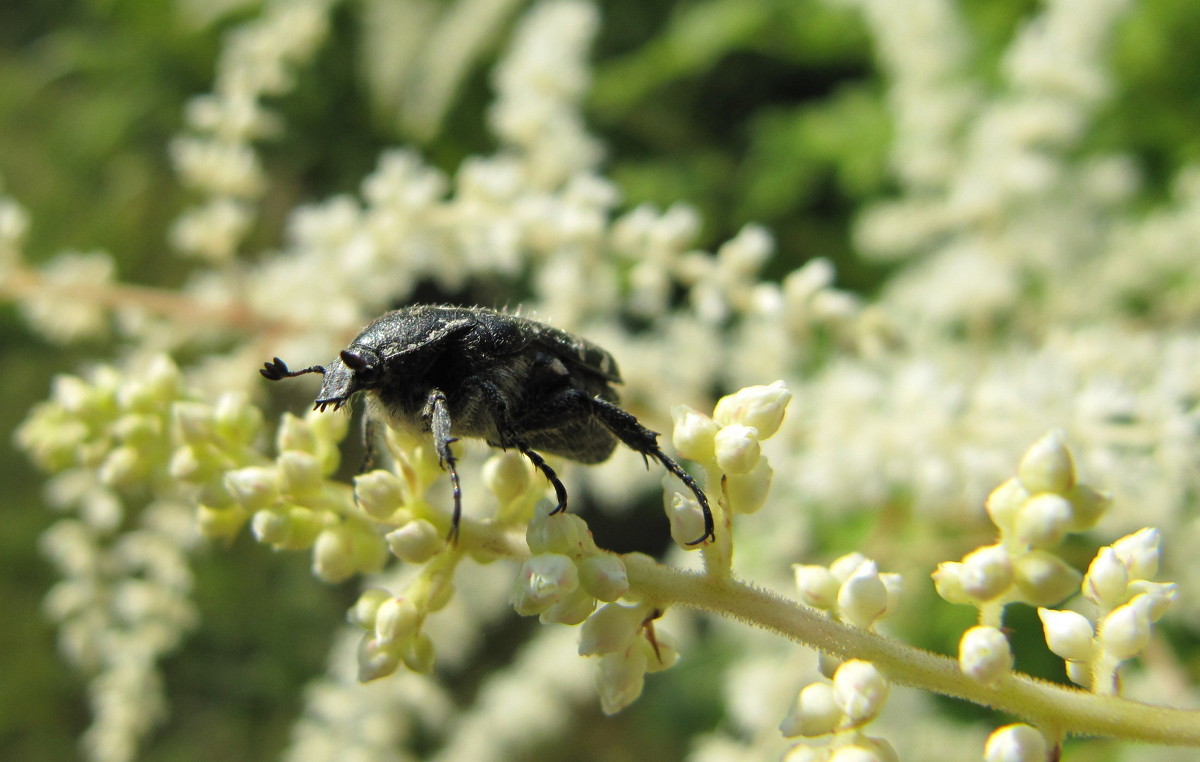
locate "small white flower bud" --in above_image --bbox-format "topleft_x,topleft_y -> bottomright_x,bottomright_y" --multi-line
878,573 -> 903,617
511,554 -> 579,616
667,493 -> 708,549
307,407 -> 349,446
527,506 -> 595,557
483,451 -> 533,503
829,552 -> 869,582
402,631 -> 436,674
275,413 -> 317,454
1016,430 -> 1075,495
829,746 -> 887,762
597,647 -> 648,715
174,402 -> 215,446
832,660 -> 888,725
984,723 -> 1049,762
959,626 -> 1013,684
540,585 -> 597,625
782,744 -> 825,762
578,554 -> 629,602
313,526 -> 357,583
714,424 -> 761,475
282,506 -> 323,549
169,445 -> 207,482
1015,494 -> 1073,548
838,564 -> 888,628
1111,527 -> 1160,581
932,562 -> 972,604
279,450 -> 323,497
671,405 -> 720,464
1064,484 -> 1110,531
1038,608 -> 1094,662
1014,551 -> 1081,606
844,738 -> 899,762
579,602 -> 645,656
197,504 -> 247,540
725,458 -> 773,514
357,633 -> 400,682
354,469 -> 406,519
251,509 -> 290,546
712,381 -> 792,440
214,392 -> 261,445
385,519 -> 442,564
99,445 -> 142,487
1097,600 -> 1151,660
374,596 -> 420,645
225,466 -> 281,511
347,588 -> 391,629
779,680 -> 842,738
794,564 -> 841,610
1083,547 -> 1129,609
960,545 -> 1014,601
1126,581 -> 1176,621
986,478 -> 1028,534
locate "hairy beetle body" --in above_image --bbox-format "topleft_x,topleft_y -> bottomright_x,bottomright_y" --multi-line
262,305 -> 713,544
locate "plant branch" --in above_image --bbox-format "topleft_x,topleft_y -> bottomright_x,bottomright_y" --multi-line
622,553 -> 1200,746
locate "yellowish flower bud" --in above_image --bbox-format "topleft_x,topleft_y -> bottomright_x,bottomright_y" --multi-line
1014,550 -> 1081,606
385,519 -> 442,564
1083,547 -> 1128,609
1016,430 -> 1075,495
726,458 -> 773,514
832,660 -> 888,725
671,405 -> 720,464
959,626 -> 1013,684
713,381 -> 792,440
578,554 -> 628,602
714,424 -> 761,475
984,724 -> 1049,762
779,681 -> 841,738
1038,608 -> 1094,662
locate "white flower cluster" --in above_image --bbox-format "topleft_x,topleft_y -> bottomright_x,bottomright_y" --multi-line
171,0 -> 334,261
671,382 -> 793,557
794,553 -> 902,632
489,0 -> 603,187
17,358 -> 199,762
779,660 -> 897,762
1038,528 -> 1175,694
934,432 -> 1106,622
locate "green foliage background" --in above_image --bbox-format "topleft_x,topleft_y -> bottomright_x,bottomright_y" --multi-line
3,0 -> 1200,760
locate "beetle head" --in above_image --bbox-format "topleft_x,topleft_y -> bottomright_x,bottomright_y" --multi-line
314,347 -> 382,411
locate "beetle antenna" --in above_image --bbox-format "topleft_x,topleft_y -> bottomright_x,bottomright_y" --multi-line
260,357 -> 326,381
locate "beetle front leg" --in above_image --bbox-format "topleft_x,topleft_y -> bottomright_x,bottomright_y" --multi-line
423,389 -> 463,544
361,415 -> 379,473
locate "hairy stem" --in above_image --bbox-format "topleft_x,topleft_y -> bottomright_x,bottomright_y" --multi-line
622,553 -> 1200,746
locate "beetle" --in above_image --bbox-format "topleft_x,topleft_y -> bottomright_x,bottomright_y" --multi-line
260,305 -> 714,545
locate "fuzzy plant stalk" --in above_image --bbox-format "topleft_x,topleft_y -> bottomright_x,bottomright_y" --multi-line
6,1 -> 1200,761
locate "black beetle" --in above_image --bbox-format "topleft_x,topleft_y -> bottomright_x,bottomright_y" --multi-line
261,305 -> 714,545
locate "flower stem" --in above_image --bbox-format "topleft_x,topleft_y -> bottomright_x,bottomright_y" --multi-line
622,553 -> 1200,746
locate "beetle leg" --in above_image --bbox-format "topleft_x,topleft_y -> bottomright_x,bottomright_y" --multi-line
423,389 -> 463,544
361,415 -> 378,473
584,395 -> 715,546
470,379 -> 570,515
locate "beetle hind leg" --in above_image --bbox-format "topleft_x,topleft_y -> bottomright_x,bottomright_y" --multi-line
585,395 -> 715,546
